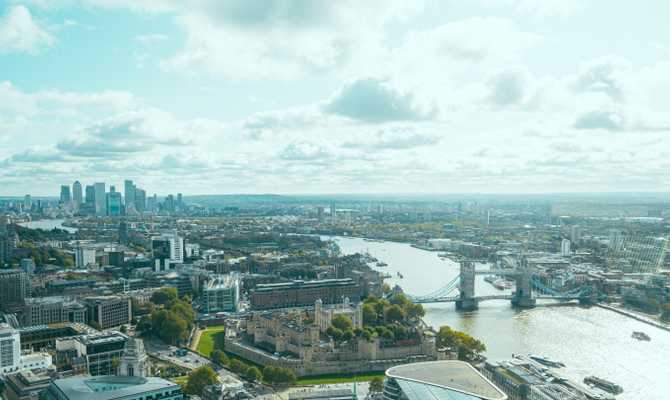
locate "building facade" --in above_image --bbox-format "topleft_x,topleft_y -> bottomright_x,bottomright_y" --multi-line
250,278 -> 362,310
44,376 -> 183,400
83,296 -> 132,329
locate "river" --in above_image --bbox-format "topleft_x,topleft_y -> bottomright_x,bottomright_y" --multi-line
17,219 -> 78,233
332,236 -> 670,400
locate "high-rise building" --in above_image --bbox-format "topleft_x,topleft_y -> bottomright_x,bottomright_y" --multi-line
83,185 -> 96,215
0,323 -> 52,375
59,186 -> 71,205
106,187 -> 123,216
124,180 -> 136,213
147,194 -> 157,212
151,238 -> 171,272
23,195 -> 32,211
0,269 -> 31,310
561,239 -> 571,257
20,258 -> 35,274
72,181 -> 83,210
74,247 -> 97,268
570,225 -> 582,244
165,195 -> 175,213
94,183 -> 106,216
176,193 -> 183,211
134,188 -> 146,213
118,221 -> 129,245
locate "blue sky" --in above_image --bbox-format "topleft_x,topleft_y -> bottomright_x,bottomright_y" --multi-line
1,0 -> 669,196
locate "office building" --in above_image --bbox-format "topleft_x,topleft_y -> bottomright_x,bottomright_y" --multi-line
55,331 -> 128,376
72,181 -> 83,210
20,297 -> 86,327
84,185 -> 96,215
2,368 -> 59,400
59,186 -> 71,205
569,225 -> 582,244
94,183 -> 106,216
0,323 -> 52,376
124,180 -> 136,213
561,239 -> 571,257
134,188 -> 146,213
83,296 -> 132,330
75,247 -> 97,269
106,187 -> 123,216
19,259 -> 35,275
250,278 -> 362,310
151,238 -> 171,272
203,274 -> 240,313
118,221 -> 129,245
44,376 -> 183,400
0,270 -> 31,310
176,193 -> 183,211
383,361 -> 507,400
22,195 -> 32,211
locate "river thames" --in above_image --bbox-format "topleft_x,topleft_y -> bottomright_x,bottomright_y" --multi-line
332,236 -> 670,400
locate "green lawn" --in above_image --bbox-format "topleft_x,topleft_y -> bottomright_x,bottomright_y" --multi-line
195,326 -> 226,357
296,372 -> 385,385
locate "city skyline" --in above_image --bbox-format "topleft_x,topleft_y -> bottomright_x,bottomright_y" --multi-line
2,1 -> 670,195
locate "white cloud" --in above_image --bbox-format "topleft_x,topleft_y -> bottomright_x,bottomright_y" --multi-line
0,5 -> 54,54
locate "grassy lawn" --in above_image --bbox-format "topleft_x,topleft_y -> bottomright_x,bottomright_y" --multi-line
171,376 -> 188,386
195,326 -> 226,357
296,372 -> 385,385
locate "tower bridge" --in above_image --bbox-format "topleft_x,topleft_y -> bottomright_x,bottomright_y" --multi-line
401,260 -> 595,311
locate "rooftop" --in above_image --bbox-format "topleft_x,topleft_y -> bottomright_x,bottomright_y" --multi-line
386,360 -> 507,400
50,376 -> 179,400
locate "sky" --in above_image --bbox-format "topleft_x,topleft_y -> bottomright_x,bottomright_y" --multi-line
1,0 -> 669,196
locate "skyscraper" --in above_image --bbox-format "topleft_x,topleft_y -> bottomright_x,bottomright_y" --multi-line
124,180 -> 136,213
176,193 -> 183,211
0,269 -> 31,310
84,185 -> 96,215
60,185 -> 71,205
23,195 -> 32,211
134,188 -> 146,213
94,183 -> 106,216
106,186 -> 123,216
72,181 -> 83,209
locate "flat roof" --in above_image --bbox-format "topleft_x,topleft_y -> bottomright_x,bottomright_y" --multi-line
386,361 -> 507,400
51,376 -> 179,400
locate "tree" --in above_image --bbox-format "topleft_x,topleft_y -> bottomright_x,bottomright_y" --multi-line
211,349 -> 229,366
437,326 -> 486,360
331,314 -> 353,331
160,313 -> 189,345
369,377 -> 384,393
385,305 -> 405,323
185,366 -> 218,396
229,359 -> 247,375
246,366 -> 262,382
151,287 -> 179,307
119,325 -> 127,333
362,303 -> 377,325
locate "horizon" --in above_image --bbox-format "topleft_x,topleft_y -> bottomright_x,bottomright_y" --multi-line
2,1 -> 670,195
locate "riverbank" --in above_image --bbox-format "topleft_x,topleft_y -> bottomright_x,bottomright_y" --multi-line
597,303 -> 670,333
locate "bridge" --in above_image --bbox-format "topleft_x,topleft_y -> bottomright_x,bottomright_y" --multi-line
398,260 -> 595,310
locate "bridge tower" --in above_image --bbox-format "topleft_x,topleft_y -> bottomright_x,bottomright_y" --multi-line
456,261 -> 478,311
511,259 -> 536,308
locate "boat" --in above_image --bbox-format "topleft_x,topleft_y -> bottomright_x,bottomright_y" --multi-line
529,354 -> 565,368
631,331 -> 650,341
583,376 -> 623,395
397,272 -> 404,279
376,261 -> 388,267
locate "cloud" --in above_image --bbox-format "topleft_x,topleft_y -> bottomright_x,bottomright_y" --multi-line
56,109 -> 193,158
0,5 -> 54,54
242,107 -> 321,139
486,69 -> 528,106
572,57 -> 630,101
323,78 -> 434,123
279,140 -> 332,161
8,147 -> 70,163
573,110 -> 624,131
342,127 -> 440,150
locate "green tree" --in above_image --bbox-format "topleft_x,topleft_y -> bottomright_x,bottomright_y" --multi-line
384,305 -> 405,323
151,287 -> 179,307
369,377 -> 384,393
331,314 -> 353,331
160,313 -> 189,345
437,326 -> 486,360
246,366 -> 262,382
229,359 -> 247,374
362,303 -> 377,325
211,349 -> 229,366
185,366 -> 218,396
